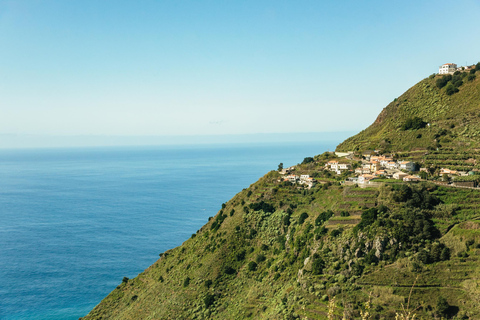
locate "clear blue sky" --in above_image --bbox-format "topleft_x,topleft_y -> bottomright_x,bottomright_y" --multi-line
1,0 -> 479,146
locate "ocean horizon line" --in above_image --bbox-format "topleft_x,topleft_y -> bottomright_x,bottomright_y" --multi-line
0,131 -> 357,150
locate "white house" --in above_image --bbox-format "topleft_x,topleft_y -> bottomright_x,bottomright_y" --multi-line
358,174 -> 376,184
286,175 -> 299,183
399,161 -> 415,172
439,63 -> 457,74
304,177 -> 316,188
393,172 -> 409,180
385,161 -> 398,170
379,157 -> 393,167
338,163 -> 351,170
439,168 -> 458,176
326,160 -> 338,170
403,175 -> 421,182
326,161 -> 351,174
300,174 -> 310,181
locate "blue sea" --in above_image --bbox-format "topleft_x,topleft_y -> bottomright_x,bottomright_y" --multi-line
0,142 -> 336,319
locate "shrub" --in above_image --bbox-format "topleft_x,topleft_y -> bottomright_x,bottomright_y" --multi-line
302,157 -> 314,164
436,74 -> 452,88
452,78 -> 463,87
298,212 -> 309,224
311,253 -> 324,275
249,201 -> 275,213
204,279 -> 212,288
256,254 -> 266,263
468,74 -> 476,81
159,275 -> 164,283
223,266 -> 236,275
466,239 -> 475,249
401,117 -> 427,130
440,247 -> 450,261
248,261 -> 258,271
356,207 -> 379,230
330,228 -> 342,237
183,277 -> 191,287
340,211 -> 350,217
315,210 -> 334,226
204,293 -> 215,308
260,244 -> 269,251
445,83 -> 459,95
314,226 -> 327,240
122,277 -> 129,283
436,296 -> 449,317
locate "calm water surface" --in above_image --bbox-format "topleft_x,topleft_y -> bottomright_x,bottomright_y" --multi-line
0,142 -> 336,319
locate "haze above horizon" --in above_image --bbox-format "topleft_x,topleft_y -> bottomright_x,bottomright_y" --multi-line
1,0 -> 479,148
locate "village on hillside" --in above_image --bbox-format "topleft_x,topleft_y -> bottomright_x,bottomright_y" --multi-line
277,149 -> 479,189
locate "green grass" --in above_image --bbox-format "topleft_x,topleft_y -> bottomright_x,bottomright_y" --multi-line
82,69 -> 480,320
337,72 -> 480,153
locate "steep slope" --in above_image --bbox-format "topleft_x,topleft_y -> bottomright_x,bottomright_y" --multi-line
83,68 -> 480,320
337,68 -> 480,153
82,169 -> 480,319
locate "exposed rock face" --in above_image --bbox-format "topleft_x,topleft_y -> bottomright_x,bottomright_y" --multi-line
303,257 -> 310,267
374,237 -> 384,259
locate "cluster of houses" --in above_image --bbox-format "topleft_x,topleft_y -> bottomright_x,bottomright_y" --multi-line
277,150 -> 479,188
279,167 -> 317,188
325,155 -> 421,184
438,63 -> 476,75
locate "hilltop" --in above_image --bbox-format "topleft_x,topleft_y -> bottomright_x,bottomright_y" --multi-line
82,66 -> 480,320
337,63 -> 480,153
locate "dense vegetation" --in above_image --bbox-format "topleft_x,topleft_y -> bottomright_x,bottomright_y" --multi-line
83,67 -> 480,319
82,167 -> 480,319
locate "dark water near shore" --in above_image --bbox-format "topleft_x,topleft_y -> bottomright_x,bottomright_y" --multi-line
0,142 -> 336,319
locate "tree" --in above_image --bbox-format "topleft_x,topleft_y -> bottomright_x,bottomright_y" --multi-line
204,293 -> 215,308
248,261 -> 258,271
436,296 -> 449,317
436,74 -> 452,88
311,253 -> 324,275
419,171 -> 428,180
278,163 -> 284,171
401,117 -> 427,130
298,212 -> 309,224
302,157 -> 314,164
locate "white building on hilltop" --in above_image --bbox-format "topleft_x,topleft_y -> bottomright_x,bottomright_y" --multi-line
439,63 -> 457,74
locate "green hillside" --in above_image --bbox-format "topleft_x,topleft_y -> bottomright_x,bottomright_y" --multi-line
337,65 -> 480,153
82,67 -> 480,320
